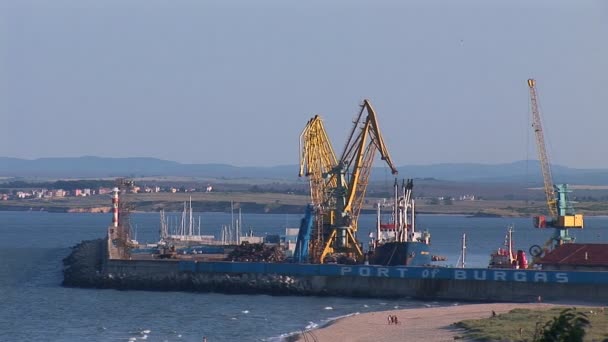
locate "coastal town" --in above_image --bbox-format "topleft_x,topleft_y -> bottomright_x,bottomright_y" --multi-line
1,183 -> 214,201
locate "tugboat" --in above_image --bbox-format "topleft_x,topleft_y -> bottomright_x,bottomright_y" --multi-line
489,225 -> 528,269
368,179 -> 433,266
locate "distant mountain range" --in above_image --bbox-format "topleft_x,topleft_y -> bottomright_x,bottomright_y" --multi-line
0,156 -> 607,184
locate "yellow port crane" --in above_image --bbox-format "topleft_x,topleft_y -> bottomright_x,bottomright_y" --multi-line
528,79 -> 558,220
299,99 -> 398,264
527,79 -> 583,262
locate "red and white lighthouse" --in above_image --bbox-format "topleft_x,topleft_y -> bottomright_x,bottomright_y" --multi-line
112,187 -> 120,228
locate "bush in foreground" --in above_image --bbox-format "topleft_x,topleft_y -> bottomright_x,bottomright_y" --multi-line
454,307 -> 606,341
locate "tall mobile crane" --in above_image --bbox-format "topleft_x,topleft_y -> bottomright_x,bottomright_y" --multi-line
298,99 -> 398,264
527,79 -> 584,260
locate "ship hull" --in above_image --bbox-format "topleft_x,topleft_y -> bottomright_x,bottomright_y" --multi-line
369,241 -> 431,266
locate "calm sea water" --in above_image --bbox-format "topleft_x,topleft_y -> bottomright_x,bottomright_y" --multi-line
1,211 -> 608,341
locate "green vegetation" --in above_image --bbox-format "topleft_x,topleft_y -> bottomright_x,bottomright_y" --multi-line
536,308 -> 590,342
454,307 -> 607,342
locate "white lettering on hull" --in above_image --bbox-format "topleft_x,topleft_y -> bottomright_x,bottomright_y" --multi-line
473,270 -> 487,280
514,272 -> 527,282
340,267 -> 352,276
359,267 -> 370,276
338,266 -> 570,283
556,273 -> 568,283
493,271 -> 506,281
534,272 -> 548,282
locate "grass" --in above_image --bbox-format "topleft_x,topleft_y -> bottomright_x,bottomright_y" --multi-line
454,307 -> 608,341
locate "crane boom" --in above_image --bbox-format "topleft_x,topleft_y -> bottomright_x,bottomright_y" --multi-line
299,115 -> 338,207
298,99 -> 397,263
528,79 -> 558,218
342,100 -> 398,231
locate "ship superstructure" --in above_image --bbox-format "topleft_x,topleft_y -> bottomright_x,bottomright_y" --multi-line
368,179 -> 432,266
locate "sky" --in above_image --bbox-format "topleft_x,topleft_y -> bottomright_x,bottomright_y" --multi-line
1,0 -> 607,168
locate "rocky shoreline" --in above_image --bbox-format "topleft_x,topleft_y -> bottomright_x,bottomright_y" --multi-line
62,239 -> 106,287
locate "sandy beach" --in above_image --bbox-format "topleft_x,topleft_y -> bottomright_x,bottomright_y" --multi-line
296,303 -> 560,342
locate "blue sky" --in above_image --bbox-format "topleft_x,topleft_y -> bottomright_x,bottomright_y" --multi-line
1,0 -> 607,167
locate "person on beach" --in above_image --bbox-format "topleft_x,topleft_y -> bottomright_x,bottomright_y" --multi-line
387,315 -> 392,325
393,316 -> 399,325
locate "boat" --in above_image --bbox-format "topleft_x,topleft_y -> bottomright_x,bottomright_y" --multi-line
368,179 -> 433,266
488,225 -> 528,269
157,199 -> 264,247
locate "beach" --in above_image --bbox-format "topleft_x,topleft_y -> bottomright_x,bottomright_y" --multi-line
296,303 -> 559,342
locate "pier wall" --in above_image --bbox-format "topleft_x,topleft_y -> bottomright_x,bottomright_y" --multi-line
63,239 -> 608,303
106,259 -> 180,275
100,259 -> 608,302
313,276 -> 606,303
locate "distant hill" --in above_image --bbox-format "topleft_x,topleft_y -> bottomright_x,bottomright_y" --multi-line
0,157 -> 607,184
395,160 -> 608,185
0,156 -> 297,180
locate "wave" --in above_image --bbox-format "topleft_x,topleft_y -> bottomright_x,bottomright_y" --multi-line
265,312 -> 361,342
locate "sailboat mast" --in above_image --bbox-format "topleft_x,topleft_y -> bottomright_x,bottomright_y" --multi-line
181,202 -> 186,236
238,208 -> 242,244
189,197 -> 193,236
231,201 -> 235,244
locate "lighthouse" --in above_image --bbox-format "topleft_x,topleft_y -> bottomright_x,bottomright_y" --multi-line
112,187 -> 119,228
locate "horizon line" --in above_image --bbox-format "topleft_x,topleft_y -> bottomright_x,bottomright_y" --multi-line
0,155 -> 601,170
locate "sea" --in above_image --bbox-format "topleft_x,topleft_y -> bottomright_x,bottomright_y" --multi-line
2,210 -> 608,342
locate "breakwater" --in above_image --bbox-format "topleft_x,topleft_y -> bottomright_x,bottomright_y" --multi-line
63,239 -> 608,302
63,239 -> 312,294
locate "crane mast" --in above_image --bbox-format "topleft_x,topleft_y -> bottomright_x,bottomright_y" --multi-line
528,79 -> 558,219
526,79 -> 583,265
299,99 -> 397,263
